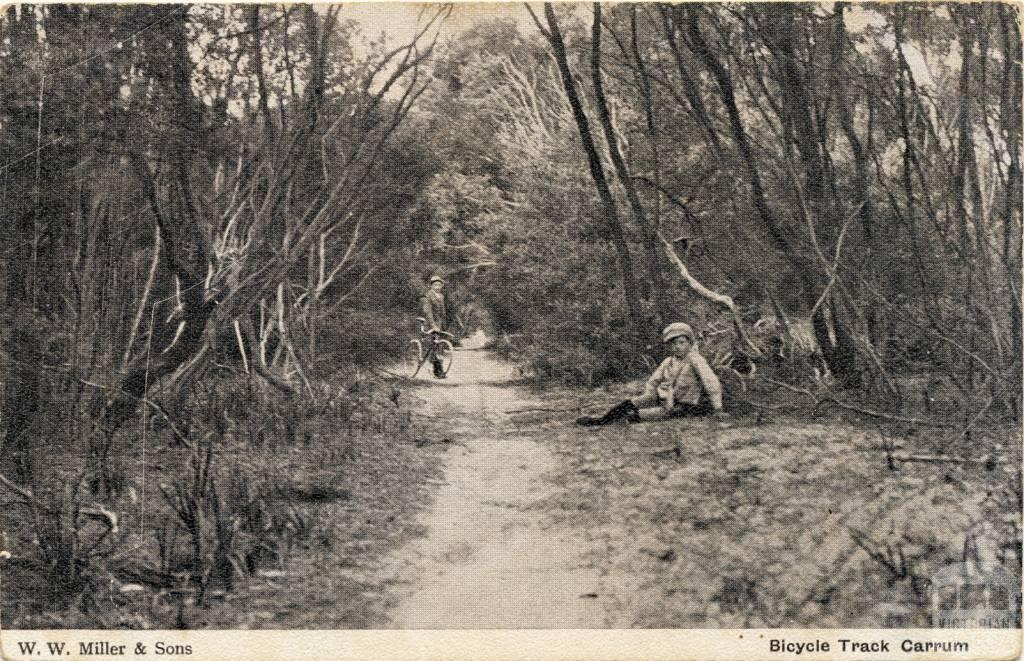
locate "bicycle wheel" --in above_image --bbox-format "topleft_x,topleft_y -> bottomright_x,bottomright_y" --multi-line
405,339 -> 425,377
434,339 -> 454,376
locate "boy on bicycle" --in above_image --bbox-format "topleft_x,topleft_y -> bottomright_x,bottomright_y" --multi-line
576,322 -> 724,426
421,275 -> 450,378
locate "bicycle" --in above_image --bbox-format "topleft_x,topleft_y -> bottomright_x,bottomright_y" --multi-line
405,317 -> 455,378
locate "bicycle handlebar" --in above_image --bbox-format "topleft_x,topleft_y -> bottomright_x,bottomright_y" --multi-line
415,318 -> 454,338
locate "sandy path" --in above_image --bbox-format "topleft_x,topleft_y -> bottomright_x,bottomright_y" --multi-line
370,343 -> 1020,630
383,349 -> 610,628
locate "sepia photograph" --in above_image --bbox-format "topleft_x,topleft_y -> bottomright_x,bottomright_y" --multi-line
0,0 -> 1020,657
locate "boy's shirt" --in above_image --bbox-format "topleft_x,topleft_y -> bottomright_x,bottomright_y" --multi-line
644,349 -> 723,411
421,290 -> 448,331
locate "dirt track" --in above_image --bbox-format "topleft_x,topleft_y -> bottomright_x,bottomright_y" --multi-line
383,348 -> 617,628
379,347 -> 1021,629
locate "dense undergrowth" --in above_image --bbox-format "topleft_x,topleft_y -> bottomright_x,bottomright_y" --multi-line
0,366 -> 440,629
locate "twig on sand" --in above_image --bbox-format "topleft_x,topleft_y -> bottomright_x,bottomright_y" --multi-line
857,444 -> 1002,467
894,454 -> 1001,467
505,407 -> 585,417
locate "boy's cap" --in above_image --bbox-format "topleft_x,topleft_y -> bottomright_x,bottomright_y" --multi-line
662,322 -> 695,343
429,275 -> 445,284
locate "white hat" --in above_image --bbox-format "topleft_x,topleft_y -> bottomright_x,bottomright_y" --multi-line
661,322 -> 695,343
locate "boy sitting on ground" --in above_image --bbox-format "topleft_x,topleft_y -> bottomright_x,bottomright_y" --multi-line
576,322 -> 724,426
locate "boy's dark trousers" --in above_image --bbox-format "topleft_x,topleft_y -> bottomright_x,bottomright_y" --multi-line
576,400 -> 641,426
576,397 -> 713,426
428,331 -> 447,379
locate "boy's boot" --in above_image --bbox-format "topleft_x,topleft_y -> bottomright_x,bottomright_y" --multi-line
612,400 -> 642,423
576,400 -> 640,426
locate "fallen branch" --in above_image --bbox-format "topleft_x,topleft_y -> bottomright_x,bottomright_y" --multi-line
813,398 -> 952,428
660,232 -> 762,357
763,377 -> 952,427
894,454 -> 1001,466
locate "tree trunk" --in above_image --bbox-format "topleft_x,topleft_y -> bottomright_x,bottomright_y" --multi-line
249,6 -> 274,137
102,7 -> 214,436
832,4 -> 885,354
998,7 -> 1023,419
590,4 -> 666,321
680,7 -> 867,382
678,8 -> 808,282
658,6 -> 722,150
541,3 -> 641,326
